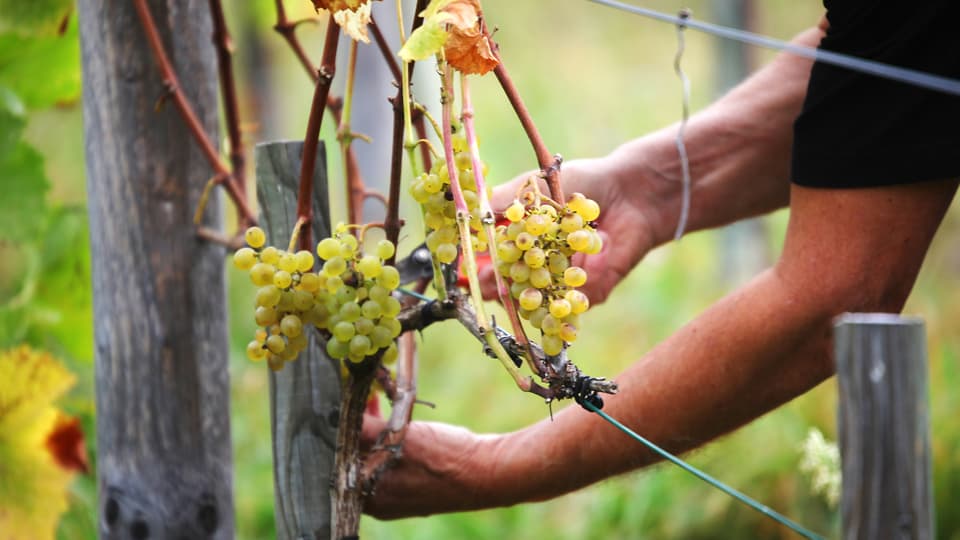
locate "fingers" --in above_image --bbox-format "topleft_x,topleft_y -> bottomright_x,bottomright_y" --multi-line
489,170 -> 547,211
361,413 -> 387,451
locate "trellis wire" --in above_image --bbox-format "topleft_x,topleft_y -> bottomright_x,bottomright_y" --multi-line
580,400 -> 826,540
672,10 -> 692,240
588,0 -> 960,97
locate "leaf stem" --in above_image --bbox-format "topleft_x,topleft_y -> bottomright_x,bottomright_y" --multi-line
338,39 -> 365,226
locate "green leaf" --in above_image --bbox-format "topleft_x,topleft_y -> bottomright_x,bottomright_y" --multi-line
0,84 -> 25,158
398,16 -> 450,62
0,0 -> 72,37
0,20 -> 80,109
0,141 -> 48,240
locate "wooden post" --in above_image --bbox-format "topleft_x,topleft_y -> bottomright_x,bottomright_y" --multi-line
79,1 -> 234,538
835,313 -> 933,540
255,141 -> 340,540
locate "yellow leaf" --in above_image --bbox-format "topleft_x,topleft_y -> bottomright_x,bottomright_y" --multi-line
0,345 -> 81,540
333,1 -> 373,43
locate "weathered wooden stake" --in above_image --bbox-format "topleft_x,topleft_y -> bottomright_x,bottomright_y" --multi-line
255,141 -> 340,540
80,1 -> 234,537
835,313 -> 933,540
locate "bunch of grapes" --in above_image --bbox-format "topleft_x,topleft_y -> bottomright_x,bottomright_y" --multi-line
408,133 -> 490,263
233,225 -> 403,369
495,192 -> 602,357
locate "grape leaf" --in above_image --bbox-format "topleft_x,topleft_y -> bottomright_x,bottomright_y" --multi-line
0,20 -> 80,109
0,345 -> 80,540
398,0 -> 498,74
0,0 -> 72,37
333,1 -> 373,43
311,0 -> 368,11
0,84 -> 25,158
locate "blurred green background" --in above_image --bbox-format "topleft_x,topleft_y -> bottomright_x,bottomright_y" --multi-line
2,1 -> 958,538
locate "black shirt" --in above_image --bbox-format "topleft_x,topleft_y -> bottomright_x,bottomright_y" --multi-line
791,0 -> 960,188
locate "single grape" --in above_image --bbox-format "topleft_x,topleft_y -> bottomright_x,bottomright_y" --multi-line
547,251 -> 570,274
541,335 -> 564,356
380,266 -> 401,290
370,325 -> 393,349
423,174 -> 443,193
357,255 -> 383,278
278,252 -> 298,273
349,335 -> 372,357
322,256 -> 347,277
335,285 -> 357,304
299,272 -> 321,292
580,199 -> 601,222
509,261 -> 531,283
256,285 -> 282,308
280,314 -> 303,337
525,214 -> 549,236
529,267 -> 552,289
317,238 -> 340,260
380,296 -> 402,318
565,289 -> 590,314
245,226 -> 266,248
326,337 -> 349,359
375,239 -> 395,260
559,323 -> 578,343
266,334 -> 286,354
497,241 -> 522,263
529,307 -> 548,329
340,301 -> 362,322
361,300 -> 383,320
564,266 -> 588,287
586,232 -> 603,255
246,341 -> 266,361
549,298 -> 572,319
506,222 -> 525,241
566,230 -> 591,252
518,288 -> 544,311
288,332 -> 308,352
333,321 -> 357,342
292,290 -> 313,311
295,250 -> 315,272
234,247 -> 257,270
260,246 -> 281,265
505,202 -> 525,222
255,306 -> 278,326
255,328 -> 268,343
541,314 -> 561,336
436,243 -> 458,264
354,317 -> 375,336
523,247 -> 545,269
380,317 -> 402,338
382,343 -> 399,364
325,275 -> 344,294
249,263 -> 275,286
510,280 -> 527,299
273,270 -> 293,289
515,232 -> 536,251
340,234 -> 359,253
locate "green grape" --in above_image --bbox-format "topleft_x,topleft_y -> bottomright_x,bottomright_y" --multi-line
325,275 -> 344,294
515,232 -> 536,251
295,250 -> 315,272
288,332 -> 308,353
333,321 -> 357,342
565,289 -> 590,314
299,272 -> 321,292
497,261 -> 513,277
280,314 -> 303,337
255,328 -> 268,343
541,314 -> 561,336
308,303 -> 331,327
564,266 -> 588,287
260,246 -> 281,265
560,213 -> 583,233
273,270 -> 293,289
563,313 -> 581,329
245,226 -> 266,248
471,235 -> 487,252
368,285 -> 389,303
425,230 -> 443,252
255,306 -> 278,326
539,204 -> 558,220
340,234 -> 359,253
518,288 -> 543,311
340,301 -> 362,322
278,252 -> 298,273
355,317 -> 375,336
317,238 -> 340,260
529,307 -> 548,329
424,211 -> 445,230
381,296 -> 402,318
436,243 -> 458,264
586,232 -> 603,254
380,317 -> 402,338
357,255 -> 383,277
246,341 -> 266,361
335,285 -> 357,304
523,247 -> 545,269
292,290 -> 313,310
495,225 -> 509,244
497,241 -> 522,263
361,300 -> 382,320
277,291 -> 294,311
234,247 -> 257,270
349,335 -> 372,357
506,222 -> 525,240
256,285 -> 282,308
547,251 -> 570,274
367,326 -> 390,350
322,256 -> 347,277
510,280 -> 527,299
266,334 -> 286,354
524,214 -> 549,236
542,335 -> 564,356
380,266 -> 401,290
509,261 -> 531,282
382,343 -> 399,364
250,263 -> 275,286
559,323 -> 578,343
529,267 -> 552,289
505,202 -> 525,222
463,190 -> 479,209
580,199 -> 601,222
410,181 -> 430,203
436,226 -> 457,243
376,239 -> 395,260
566,230 -> 591,252
355,286 -> 368,301
566,192 -> 588,215
423,173 -> 442,193
549,298 -> 572,319
326,337 -> 349,359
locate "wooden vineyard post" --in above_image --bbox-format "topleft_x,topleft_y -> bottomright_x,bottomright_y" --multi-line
255,141 -> 340,540
835,313 -> 934,540
79,0 -> 234,537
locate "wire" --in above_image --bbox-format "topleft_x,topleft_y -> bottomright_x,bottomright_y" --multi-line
580,400 -> 826,540
672,10 -> 692,241
395,287 -> 432,302
588,0 -> 960,97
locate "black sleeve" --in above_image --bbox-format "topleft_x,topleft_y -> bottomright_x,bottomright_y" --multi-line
791,0 -> 960,188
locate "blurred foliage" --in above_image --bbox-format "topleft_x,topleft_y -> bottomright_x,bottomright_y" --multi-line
0,1 -> 955,539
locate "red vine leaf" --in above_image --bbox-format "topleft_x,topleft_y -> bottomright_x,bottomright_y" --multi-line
399,0 -> 499,75
45,415 -> 89,474
310,0 -> 379,43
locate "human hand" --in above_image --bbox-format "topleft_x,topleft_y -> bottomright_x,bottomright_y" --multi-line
361,415 -> 507,519
480,157 -> 659,304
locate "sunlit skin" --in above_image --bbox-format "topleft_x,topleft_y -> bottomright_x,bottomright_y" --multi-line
361,20 -> 958,518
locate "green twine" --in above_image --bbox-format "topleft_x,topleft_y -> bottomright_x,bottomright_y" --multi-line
580,400 -> 825,540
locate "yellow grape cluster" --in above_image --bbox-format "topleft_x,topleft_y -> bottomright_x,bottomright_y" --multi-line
408,133 -> 491,263
495,192 -> 602,357
233,225 -> 403,369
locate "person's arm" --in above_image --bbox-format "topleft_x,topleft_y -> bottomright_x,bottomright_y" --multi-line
483,24 -> 826,304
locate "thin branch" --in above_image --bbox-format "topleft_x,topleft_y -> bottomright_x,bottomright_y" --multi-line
338,40 -> 366,226
488,30 -> 565,203
296,16 -> 340,251
134,0 -> 257,225
369,16 -> 403,84
411,107 -> 433,171
207,0 -> 246,211
364,189 -> 389,207
196,227 -> 244,249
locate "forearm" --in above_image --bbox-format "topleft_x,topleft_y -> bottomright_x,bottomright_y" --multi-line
605,26 -> 824,247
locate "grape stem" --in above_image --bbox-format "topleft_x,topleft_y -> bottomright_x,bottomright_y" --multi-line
460,74 -> 541,376
338,39 -> 365,226
440,61 -> 536,393
487,25 -> 566,204
133,0 -> 257,226
295,15 -> 340,252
